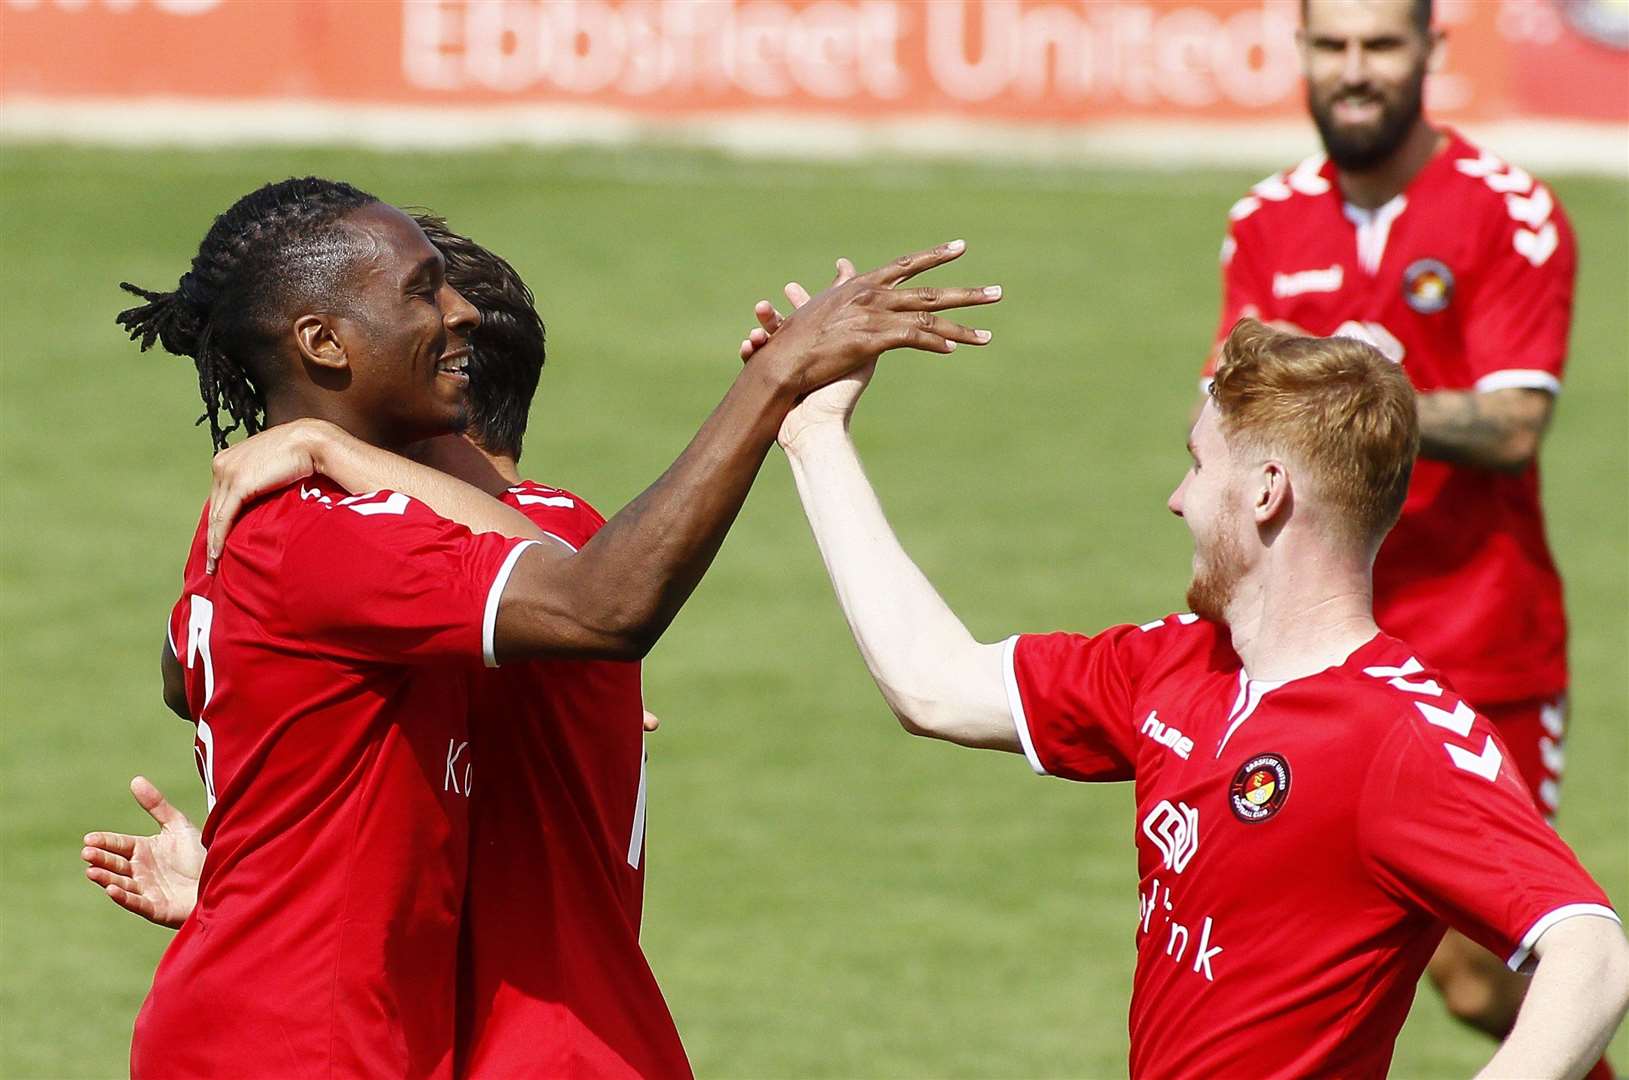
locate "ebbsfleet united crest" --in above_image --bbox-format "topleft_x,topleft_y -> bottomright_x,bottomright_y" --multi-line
1229,753 -> 1292,822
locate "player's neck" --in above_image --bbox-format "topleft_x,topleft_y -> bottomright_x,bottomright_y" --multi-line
1223,551 -> 1379,682
408,433 -> 521,496
262,396 -> 414,455
1335,121 -> 1447,210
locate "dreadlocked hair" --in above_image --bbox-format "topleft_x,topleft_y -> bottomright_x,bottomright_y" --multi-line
412,212 -> 546,460
116,177 -> 379,451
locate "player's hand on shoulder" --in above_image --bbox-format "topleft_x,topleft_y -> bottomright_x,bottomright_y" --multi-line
207,418 -> 345,572
81,776 -> 203,930
745,240 -> 1000,398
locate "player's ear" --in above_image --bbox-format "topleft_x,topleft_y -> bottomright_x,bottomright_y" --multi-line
1425,27 -> 1446,73
294,314 -> 349,373
1255,460 -> 1292,526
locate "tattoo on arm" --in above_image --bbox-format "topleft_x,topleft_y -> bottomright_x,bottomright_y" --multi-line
1415,388 -> 1553,471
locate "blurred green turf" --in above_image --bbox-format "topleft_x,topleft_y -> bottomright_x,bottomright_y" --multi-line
1,144 -> 1623,1078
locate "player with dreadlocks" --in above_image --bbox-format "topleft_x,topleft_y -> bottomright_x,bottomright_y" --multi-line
113,176 -> 1000,1077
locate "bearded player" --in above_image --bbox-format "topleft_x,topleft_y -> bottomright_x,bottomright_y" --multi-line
112,176 -> 998,1077
91,214 -> 693,1074
1200,0 -> 1596,1061
744,289 -> 1626,1076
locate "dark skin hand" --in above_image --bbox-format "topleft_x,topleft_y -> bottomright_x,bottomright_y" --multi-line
491,241 -> 1001,662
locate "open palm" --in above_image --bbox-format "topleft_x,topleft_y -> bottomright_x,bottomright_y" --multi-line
82,776 -> 204,930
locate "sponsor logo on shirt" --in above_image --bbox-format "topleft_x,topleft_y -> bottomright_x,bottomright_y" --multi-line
1140,709 -> 1194,759
445,738 -> 472,797
1229,753 -> 1291,822
1272,263 -> 1343,299
1140,876 -> 1225,983
1142,799 -> 1199,874
1402,258 -> 1454,315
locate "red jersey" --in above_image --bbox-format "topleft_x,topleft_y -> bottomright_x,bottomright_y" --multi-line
1006,614 -> 1616,1080
137,480 -> 538,1080
1207,130 -> 1576,704
459,481 -> 690,1079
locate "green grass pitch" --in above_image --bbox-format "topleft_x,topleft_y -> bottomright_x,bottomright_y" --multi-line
1,144 -> 1623,1078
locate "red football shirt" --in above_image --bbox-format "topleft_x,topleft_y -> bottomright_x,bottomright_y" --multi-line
1006,614 -> 1615,1080
136,479 -> 538,1080
1206,130 -> 1576,704
458,481 -> 690,1079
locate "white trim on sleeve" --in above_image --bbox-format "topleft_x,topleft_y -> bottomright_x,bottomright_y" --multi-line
1002,635 -> 1049,776
482,540 -> 541,669
1474,369 -> 1562,395
1505,902 -> 1621,972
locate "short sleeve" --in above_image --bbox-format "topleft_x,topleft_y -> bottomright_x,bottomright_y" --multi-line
1358,707 -> 1615,971
1461,186 -> 1577,393
278,489 -> 537,668
1003,626 -> 1144,782
1204,216 -> 1272,384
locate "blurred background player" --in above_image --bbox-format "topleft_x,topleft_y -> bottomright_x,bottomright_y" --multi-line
1200,0 -> 1594,1065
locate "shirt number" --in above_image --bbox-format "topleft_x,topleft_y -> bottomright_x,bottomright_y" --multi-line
185,595 -> 222,812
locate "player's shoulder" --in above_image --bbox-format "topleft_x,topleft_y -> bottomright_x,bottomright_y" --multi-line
1118,612 -> 1236,671
1436,131 -> 1565,209
1336,634 -> 1504,766
502,479 -> 607,546
1225,154 -> 1336,230
1433,132 -> 1573,261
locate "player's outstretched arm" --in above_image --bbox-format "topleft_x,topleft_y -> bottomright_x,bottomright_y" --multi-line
203,418 -> 545,571
81,777 -> 204,930
1476,915 -> 1629,1080
784,418 -> 1016,750
490,241 -> 1000,663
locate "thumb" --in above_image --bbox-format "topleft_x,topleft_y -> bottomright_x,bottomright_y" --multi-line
131,775 -> 191,831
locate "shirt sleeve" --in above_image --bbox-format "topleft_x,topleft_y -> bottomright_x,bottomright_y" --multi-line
1461,184 -> 1577,394
1203,214 -> 1273,385
1358,704 -> 1616,971
1003,625 -> 1145,782
278,489 -> 538,668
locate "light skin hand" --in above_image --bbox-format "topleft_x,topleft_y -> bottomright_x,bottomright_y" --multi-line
738,258 -> 911,450
81,776 -> 203,930
204,417 -> 543,571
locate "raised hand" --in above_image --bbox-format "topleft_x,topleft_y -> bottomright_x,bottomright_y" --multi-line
741,259 -> 893,449
744,241 -> 1000,400
81,776 -> 204,930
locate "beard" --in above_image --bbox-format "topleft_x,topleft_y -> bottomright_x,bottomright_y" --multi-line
1186,512 -> 1248,625
1308,69 -> 1426,171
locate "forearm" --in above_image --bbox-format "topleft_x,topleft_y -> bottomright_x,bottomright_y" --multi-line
1416,388 -> 1549,470
308,424 -> 542,540
784,424 -> 1012,748
1477,918 -> 1629,1080
495,364 -> 792,660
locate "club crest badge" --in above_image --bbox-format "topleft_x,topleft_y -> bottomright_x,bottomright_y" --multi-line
1229,753 -> 1291,822
1402,258 -> 1454,315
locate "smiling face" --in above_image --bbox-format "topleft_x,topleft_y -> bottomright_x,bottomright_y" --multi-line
1301,0 -> 1437,171
323,203 -> 480,447
1169,400 -> 1255,624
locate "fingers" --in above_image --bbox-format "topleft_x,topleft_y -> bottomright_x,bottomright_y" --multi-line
82,842 -> 135,877
83,831 -> 137,860
888,284 -> 1002,312
893,312 -> 992,349
85,862 -> 138,894
864,239 -> 965,287
131,776 -> 189,830
831,257 -> 857,288
755,300 -> 784,335
102,882 -> 160,923
205,490 -> 241,575
642,709 -> 661,733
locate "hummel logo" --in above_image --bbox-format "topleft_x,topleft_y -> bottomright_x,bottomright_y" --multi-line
1141,710 -> 1194,760
1272,264 -> 1343,298
1142,799 -> 1199,874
